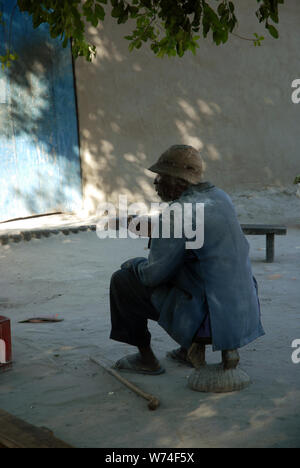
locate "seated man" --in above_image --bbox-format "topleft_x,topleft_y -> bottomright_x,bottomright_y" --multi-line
109,145 -> 265,374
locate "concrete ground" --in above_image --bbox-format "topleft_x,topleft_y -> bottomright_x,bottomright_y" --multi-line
0,220 -> 299,448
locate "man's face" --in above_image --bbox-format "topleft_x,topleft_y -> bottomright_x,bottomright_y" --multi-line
154,173 -> 188,202
154,174 -> 172,202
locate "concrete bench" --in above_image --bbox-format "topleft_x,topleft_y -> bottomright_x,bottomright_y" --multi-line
241,224 -> 287,263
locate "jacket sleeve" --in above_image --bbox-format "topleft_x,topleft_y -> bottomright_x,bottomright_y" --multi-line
137,236 -> 186,287
122,212 -> 186,287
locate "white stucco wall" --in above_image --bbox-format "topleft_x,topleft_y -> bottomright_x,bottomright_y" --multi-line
74,0 -> 300,214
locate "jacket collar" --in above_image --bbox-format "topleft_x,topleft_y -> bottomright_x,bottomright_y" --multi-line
193,181 -> 215,192
182,181 -> 214,197
171,181 -> 215,204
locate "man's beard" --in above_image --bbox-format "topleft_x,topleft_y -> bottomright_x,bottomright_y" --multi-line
155,177 -> 190,202
155,183 -> 174,202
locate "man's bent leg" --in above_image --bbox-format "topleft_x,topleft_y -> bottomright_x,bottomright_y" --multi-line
109,269 -> 164,374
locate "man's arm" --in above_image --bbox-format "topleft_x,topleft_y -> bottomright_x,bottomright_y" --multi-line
122,214 -> 186,288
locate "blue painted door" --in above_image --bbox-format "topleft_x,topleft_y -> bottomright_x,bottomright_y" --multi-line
0,2 -> 82,222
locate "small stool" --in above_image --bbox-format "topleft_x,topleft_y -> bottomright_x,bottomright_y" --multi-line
187,337 -> 250,393
0,316 -> 12,372
188,337 -> 240,369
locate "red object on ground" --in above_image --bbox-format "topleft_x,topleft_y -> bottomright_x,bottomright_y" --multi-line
0,316 -> 12,371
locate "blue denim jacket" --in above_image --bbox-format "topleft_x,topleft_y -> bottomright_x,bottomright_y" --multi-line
122,182 -> 265,351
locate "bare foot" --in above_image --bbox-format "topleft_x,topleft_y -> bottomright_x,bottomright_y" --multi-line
166,347 -> 193,367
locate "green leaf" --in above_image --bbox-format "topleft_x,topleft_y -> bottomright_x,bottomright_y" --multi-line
128,6 -> 139,18
111,6 -> 123,18
91,17 -> 99,27
203,20 -> 210,37
151,43 -> 159,54
294,175 -> 300,184
267,24 -> 279,38
128,42 -> 135,52
217,3 -> 226,16
95,4 -> 105,20
62,36 -> 69,47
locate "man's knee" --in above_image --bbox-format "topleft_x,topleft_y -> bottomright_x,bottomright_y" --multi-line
110,268 -> 132,291
110,269 -> 123,287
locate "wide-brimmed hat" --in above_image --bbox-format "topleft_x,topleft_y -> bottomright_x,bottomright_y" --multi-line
148,145 -> 204,184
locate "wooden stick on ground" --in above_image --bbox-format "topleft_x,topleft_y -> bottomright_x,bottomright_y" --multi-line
89,355 -> 160,411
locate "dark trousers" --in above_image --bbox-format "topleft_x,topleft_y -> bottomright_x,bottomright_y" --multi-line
109,268 -> 160,348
